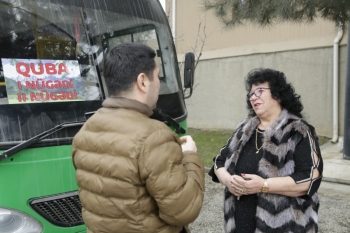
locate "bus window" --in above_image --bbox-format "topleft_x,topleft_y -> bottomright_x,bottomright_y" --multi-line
0,82 -> 6,105
82,6 -> 185,110
0,2 -> 104,106
101,26 -> 166,93
0,1 -> 105,143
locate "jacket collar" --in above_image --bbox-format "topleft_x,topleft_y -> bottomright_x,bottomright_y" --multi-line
102,97 -> 153,117
243,109 -> 290,137
225,109 -> 292,168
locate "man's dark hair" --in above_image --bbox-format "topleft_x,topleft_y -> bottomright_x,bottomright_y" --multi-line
103,43 -> 156,96
245,68 -> 303,118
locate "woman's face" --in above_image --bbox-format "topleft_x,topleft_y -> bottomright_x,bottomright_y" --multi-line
248,82 -> 282,119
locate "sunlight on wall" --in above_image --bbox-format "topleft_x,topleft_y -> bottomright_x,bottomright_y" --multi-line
160,0 -> 165,9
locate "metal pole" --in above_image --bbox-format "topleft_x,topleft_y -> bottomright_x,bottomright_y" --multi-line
343,19 -> 350,160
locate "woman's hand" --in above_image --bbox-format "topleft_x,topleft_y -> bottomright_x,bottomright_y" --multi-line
231,174 -> 313,197
228,175 -> 245,197
226,175 -> 244,197
230,173 -> 264,195
214,168 -> 243,197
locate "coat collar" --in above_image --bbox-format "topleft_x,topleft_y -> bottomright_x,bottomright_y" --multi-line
243,109 -> 291,138
225,109 -> 296,169
102,97 -> 153,117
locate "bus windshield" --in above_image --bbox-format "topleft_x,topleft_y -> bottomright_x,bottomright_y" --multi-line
0,0 -> 186,147
0,1 -> 190,232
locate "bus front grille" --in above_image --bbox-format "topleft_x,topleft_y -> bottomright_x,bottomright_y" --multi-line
29,191 -> 84,227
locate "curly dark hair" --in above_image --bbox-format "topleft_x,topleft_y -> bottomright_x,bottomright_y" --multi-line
245,68 -> 303,118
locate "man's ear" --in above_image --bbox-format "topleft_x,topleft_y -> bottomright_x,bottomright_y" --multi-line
136,73 -> 148,93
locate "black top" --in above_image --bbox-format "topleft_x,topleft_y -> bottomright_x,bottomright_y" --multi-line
234,129 -> 263,233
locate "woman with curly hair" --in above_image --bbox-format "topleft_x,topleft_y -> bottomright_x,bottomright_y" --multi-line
209,68 -> 323,233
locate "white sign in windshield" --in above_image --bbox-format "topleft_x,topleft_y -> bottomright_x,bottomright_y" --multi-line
2,58 -> 85,104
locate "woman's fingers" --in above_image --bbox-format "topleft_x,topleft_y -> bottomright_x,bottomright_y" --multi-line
230,175 -> 244,187
230,174 -> 264,195
229,174 -> 261,196
228,185 -> 243,196
230,175 -> 246,190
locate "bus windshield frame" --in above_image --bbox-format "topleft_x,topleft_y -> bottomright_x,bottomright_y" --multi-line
0,0 -> 187,147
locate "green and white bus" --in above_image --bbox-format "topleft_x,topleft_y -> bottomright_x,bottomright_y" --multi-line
0,0 -> 195,232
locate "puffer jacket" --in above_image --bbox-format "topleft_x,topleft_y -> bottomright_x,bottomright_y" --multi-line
72,97 -> 205,233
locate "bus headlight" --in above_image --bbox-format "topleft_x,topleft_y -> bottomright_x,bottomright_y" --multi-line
0,208 -> 43,233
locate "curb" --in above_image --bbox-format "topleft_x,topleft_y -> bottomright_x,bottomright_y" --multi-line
322,177 -> 350,186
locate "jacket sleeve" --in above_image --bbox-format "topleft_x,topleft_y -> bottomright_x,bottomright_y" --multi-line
139,128 -> 205,226
208,122 -> 243,182
208,137 -> 232,183
289,129 -> 323,197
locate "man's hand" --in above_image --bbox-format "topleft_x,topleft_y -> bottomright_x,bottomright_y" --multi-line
179,135 -> 197,152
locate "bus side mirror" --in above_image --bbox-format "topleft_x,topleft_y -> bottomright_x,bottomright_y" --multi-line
183,52 -> 195,99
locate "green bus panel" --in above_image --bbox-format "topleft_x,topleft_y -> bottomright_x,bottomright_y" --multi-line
0,145 -> 86,232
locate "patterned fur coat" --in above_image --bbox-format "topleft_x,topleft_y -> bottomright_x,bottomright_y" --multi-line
218,109 -> 322,233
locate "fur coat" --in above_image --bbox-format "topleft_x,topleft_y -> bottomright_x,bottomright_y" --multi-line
216,109 -> 322,233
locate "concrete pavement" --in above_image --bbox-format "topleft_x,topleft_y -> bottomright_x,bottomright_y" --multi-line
321,140 -> 350,186
195,141 -> 350,233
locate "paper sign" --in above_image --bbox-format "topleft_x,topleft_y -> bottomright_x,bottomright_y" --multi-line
1,58 -> 85,104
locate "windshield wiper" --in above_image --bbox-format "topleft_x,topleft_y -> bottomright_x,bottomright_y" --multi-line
153,108 -> 186,134
86,109 -> 186,134
0,121 -> 85,161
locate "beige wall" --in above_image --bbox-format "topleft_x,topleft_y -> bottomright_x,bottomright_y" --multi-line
168,0 -> 348,56
167,0 -> 348,138
183,46 -> 347,138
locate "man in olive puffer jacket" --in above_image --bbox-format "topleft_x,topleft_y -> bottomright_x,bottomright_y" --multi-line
72,43 -> 205,233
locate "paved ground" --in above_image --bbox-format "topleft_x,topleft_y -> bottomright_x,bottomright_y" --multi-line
189,142 -> 350,233
189,175 -> 350,233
